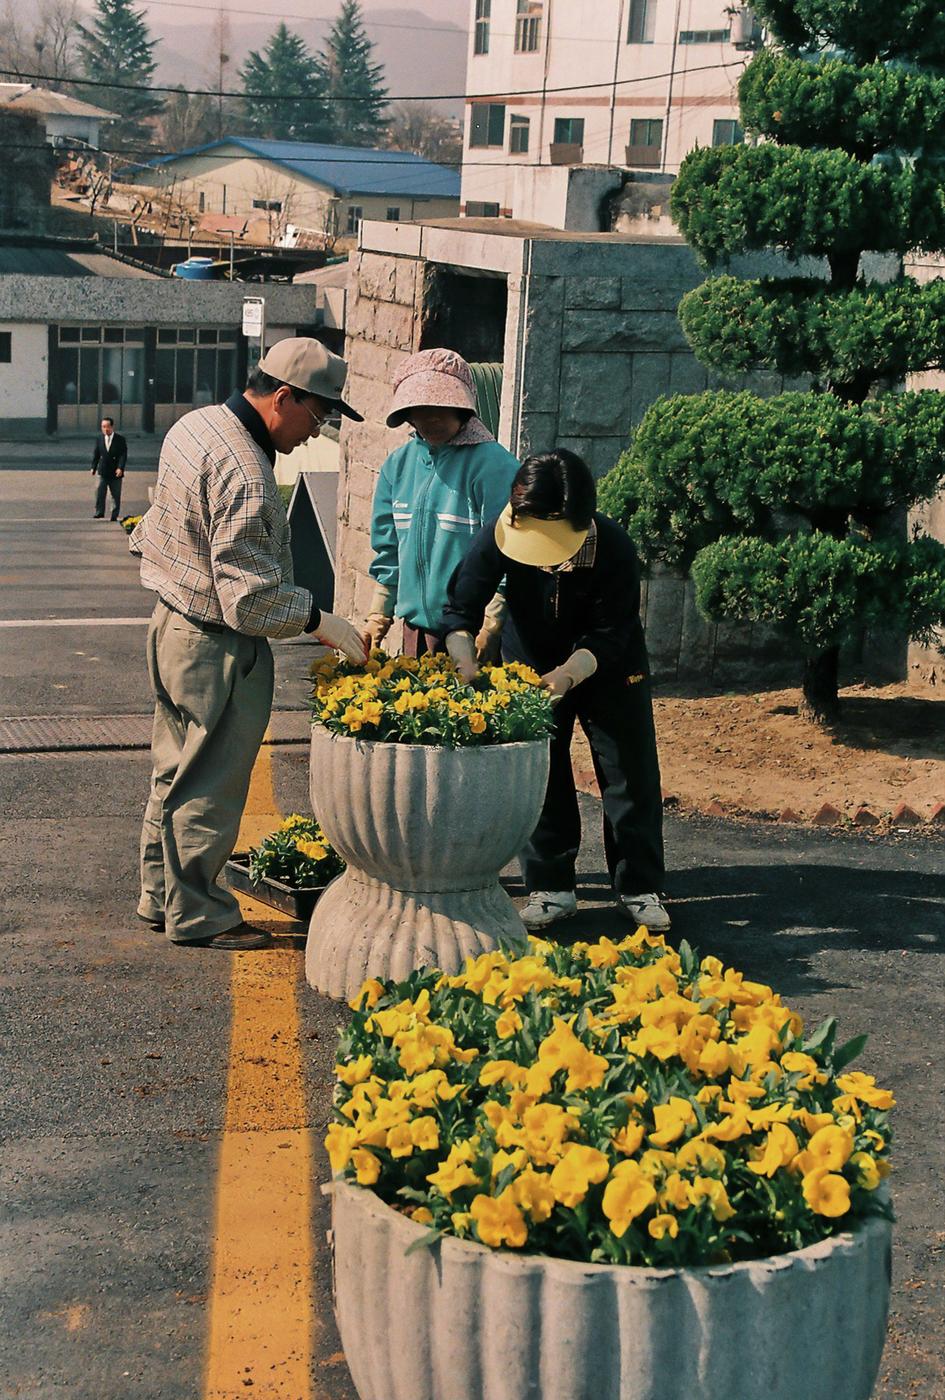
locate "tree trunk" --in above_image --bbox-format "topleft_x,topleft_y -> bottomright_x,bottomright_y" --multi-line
800,646 -> 841,723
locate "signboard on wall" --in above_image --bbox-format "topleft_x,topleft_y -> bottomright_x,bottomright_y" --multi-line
242,296 -> 266,370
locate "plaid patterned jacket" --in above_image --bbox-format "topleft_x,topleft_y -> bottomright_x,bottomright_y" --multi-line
130,403 -> 311,639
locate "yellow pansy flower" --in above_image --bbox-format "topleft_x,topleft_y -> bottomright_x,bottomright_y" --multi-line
336,1055 -> 374,1086
648,1213 -> 679,1240
648,1097 -> 697,1147
602,1162 -> 657,1237
690,1176 -> 736,1221
470,1190 -> 528,1248
834,1073 -> 896,1110
794,1124 -> 854,1176
427,1142 -> 481,1199
495,1008 -> 523,1038
849,1151 -> 881,1190
612,1122 -> 645,1156
351,1148 -> 381,1186
802,1169 -> 851,1218
549,1145 -> 610,1207
409,1116 -> 440,1152
747,1123 -> 799,1177
325,1123 -> 358,1173
510,1168 -> 556,1223
537,1019 -> 609,1093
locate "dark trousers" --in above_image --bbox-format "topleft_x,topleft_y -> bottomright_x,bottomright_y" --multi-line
401,623 -> 445,658
94,475 -> 122,518
521,674 -> 665,897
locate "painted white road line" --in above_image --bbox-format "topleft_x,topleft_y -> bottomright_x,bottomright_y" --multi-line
0,618 -> 152,628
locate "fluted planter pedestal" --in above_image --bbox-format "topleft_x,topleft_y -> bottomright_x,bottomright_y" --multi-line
305,730 -> 550,1000
328,1181 -> 892,1400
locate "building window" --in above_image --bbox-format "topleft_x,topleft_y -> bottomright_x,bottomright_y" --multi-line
627,0 -> 656,43
712,118 -> 744,146
678,28 -> 730,43
469,102 -> 506,148
553,117 -> 585,146
153,327 -> 238,409
465,201 -> 500,217
0,331 -> 10,363
627,118 -> 663,167
474,0 -> 491,54
386,206 -> 401,221
198,192 -> 206,213
509,115 -> 530,153
515,0 -> 543,52
252,198 -> 282,212
346,205 -> 363,234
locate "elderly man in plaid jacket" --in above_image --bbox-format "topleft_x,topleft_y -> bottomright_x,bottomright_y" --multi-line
130,339 -> 367,950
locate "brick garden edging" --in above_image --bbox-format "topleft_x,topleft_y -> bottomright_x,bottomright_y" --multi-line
573,770 -> 945,835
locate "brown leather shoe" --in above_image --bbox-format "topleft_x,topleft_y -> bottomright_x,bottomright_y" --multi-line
175,924 -> 272,950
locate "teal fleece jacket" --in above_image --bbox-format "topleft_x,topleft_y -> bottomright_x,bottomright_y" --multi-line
369,425 -> 519,632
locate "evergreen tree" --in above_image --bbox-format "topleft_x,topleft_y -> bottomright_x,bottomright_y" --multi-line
240,23 -> 332,144
322,0 -> 388,147
599,0 -> 945,721
76,0 -> 161,150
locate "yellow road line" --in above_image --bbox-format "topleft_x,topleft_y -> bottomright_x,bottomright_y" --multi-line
204,737 -> 315,1400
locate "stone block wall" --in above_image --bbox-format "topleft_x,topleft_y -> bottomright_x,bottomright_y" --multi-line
509,244 -> 809,483
334,225 -> 909,686
904,253 -> 945,685
334,248 -> 419,625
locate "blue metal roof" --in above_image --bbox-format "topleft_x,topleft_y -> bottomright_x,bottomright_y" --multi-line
144,136 -> 460,201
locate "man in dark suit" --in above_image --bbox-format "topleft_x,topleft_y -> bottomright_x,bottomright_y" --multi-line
91,416 -> 128,520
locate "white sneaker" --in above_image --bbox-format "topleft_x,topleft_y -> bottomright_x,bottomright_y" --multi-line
617,892 -> 671,931
520,890 -> 577,930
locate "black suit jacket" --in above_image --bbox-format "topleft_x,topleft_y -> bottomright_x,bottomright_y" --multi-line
92,432 -> 127,477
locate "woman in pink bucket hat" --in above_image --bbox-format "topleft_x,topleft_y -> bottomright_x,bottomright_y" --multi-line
365,348 -> 519,657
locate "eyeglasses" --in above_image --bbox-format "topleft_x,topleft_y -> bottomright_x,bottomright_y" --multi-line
299,399 -> 328,431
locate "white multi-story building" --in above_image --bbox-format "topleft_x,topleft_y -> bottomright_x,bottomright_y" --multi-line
460,0 -> 761,218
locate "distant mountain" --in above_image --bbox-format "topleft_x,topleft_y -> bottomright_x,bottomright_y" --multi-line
141,3 -> 469,118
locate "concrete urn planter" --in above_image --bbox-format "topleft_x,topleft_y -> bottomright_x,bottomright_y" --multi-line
305,730 -> 550,1000
329,1181 -> 892,1400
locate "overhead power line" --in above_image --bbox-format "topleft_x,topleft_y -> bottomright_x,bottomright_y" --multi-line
130,0 -> 675,45
10,138 -> 734,176
139,0 -> 466,31
0,57 -> 748,106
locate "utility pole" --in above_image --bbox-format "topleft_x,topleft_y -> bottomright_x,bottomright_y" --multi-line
215,9 -> 231,141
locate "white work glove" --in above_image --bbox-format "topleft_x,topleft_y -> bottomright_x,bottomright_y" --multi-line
475,592 -> 507,664
365,612 -> 394,648
364,581 -> 395,649
446,630 -> 479,684
313,611 -> 369,664
540,649 -> 598,704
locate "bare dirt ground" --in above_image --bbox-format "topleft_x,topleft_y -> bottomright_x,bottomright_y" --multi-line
574,681 -> 945,829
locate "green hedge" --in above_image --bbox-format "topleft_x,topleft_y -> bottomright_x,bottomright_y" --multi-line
692,532 -> 945,653
600,390 -> 945,569
739,51 -> 945,158
678,276 -> 945,383
670,146 -> 945,263
752,0 -> 945,67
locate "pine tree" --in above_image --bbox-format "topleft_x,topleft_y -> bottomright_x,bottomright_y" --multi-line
322,0 -> 388,147
76,0 -> 161,150
599,0 -> 945,721
240,23 -> 332,144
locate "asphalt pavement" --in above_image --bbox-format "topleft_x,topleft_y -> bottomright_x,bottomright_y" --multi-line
1,459 -> 942,1400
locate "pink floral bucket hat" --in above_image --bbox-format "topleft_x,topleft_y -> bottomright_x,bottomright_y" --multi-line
386,348 -> 478,428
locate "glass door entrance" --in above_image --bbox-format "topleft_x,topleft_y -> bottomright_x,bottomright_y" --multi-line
56,326 -> 145,432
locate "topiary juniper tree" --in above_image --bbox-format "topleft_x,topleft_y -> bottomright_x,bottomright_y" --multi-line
599,0 -> 945,721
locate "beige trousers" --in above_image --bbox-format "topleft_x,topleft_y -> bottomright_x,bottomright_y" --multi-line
138,601 -> 274,942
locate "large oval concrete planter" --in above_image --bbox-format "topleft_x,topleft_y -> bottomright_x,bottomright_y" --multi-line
305,730 -> 550,1000
329,1181 -> 891,1400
